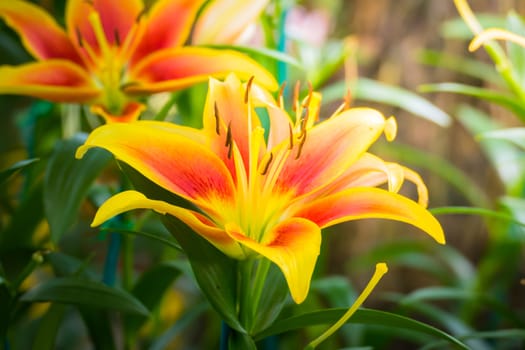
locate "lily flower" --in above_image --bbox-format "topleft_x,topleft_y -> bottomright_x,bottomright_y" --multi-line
76,74 -> 445,303
0,0 -> 277,123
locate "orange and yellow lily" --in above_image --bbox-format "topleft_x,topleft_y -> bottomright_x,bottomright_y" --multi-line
0,0 -> 276,122
76,74 -> 445,303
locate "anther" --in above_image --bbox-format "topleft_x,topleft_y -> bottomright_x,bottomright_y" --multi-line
225,122 -> 232,147
244,76 -> 255,104
136,8 -> 148,22
260,152 -> 273,175
278,82 -> 287,108
288,124 -> 294,150
75,27 -> 84,47
214,102 -> 220,135
114,29 -> 121,46
302,81 -> 313,108
344,88 -> 352,110
295,130 -> 307,159
292,81 -> 301,112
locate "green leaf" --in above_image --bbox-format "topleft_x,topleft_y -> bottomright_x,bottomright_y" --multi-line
20,277 -> 149,316
417,49 -> 504,86
101,228 -> 182,251
420,83 -> 525,120
321,78 -> 452,127
44,133 -> 112,242
456,105 -> 525,191
124,261 -> 182,333
206,44 -> 303,69
31,304 -> 66,350
0,158 -> 39,186
163,216 -> 244,333
254,308 -> 468,349
44,251 -> 98,279
478,127 -> 525,149
430,206 -> 525,227
441,14 -> 507,39
79,307 -> 116,350
506,11 -> 525,87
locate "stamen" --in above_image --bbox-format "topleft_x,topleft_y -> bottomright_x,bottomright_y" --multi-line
302,81 -> 313,108
214,102 -> 220,135
288,124 -> 294,150
244,76 -> 255,104
278,82 -> 287,108
114,29 -> 121,46
75,27 -> 84,48
292,81 -> 300,112
225,122 -> 233,159
344,88 -> 352,110
225,122 -> 232,147
136,8 -> 147,22
259,152 -> 273,175
295,129 -> 307,159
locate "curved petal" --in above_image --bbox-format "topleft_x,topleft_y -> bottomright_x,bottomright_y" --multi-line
90,101 -> 146,123
130,0 -> 206,64
0,60 -> 100,102
192,0 -> 269,44
76,121 -> 235,214
66,0 -> 143,51
93,190 -> 244,258
274,108 -> 387,198
0,0 -> 83,64
225,218 -> 321,304
126,47 -> 278,94
295,187 -> 445,244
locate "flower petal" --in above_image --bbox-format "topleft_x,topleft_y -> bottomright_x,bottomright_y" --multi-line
130,0 -> 206,64
225,218 -> 321,304
295,187 -> 445,244
192,0 -> 269,44
76,121 -> 235,214
126,47 -> 278,94
274,108 -> 387,198
66,0 -> 142,51
0,60 -> 100,102
0,0 -> 82,63
93,190 -> 244,258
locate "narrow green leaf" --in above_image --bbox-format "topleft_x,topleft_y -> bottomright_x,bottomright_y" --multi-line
441,15 -> 508,39
100,228 -> 181,251
0,158 -> 39,186
125,261 -> 182,333
430,206 -> 525,227
79,307 -> 116,350
44,133 -> 112,242
254,308 -> 468,349
417,49 -> 503,86
163,216 -> 244,333
206,44 -> 303,69
31,304 -> 66,350
506,11 -> 525,87
420,83 -> 525,120
20,277 -> 149,316
322,78 -> 452,126
478,127 -> 525,149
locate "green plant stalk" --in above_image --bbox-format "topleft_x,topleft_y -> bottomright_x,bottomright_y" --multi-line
248,258 -> 272,332
11,251 -> 43,293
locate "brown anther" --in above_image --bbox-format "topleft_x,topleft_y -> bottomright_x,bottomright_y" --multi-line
225,122 -> 233,159
120,81 -> 140,90
344,88 -> 352,110
278,82 -> 287,108
244,76 -> 255,104
214,102 -> 220,135
225,122 -> 232,147
300,107 -> 309,131
114,29 -> 121,46
75,27 -> 84,48
295,129 -> 307,159
292,81 -> 301,112
288,124 -> 294,150
136,8 -> 147,22
302,81 -> 313,108
260,152 -> 273,175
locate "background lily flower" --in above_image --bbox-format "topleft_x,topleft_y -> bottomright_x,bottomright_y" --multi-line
76,74 -> 445,304
0,0 -> 277,123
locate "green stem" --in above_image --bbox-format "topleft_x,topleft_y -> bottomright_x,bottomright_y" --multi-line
249,258 -> 272,326
11,252 -> 43,292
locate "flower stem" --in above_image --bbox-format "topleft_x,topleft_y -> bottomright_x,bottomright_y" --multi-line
102,233 -> 120,286
305,263 -> 389,350
249,258 -> 272,325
